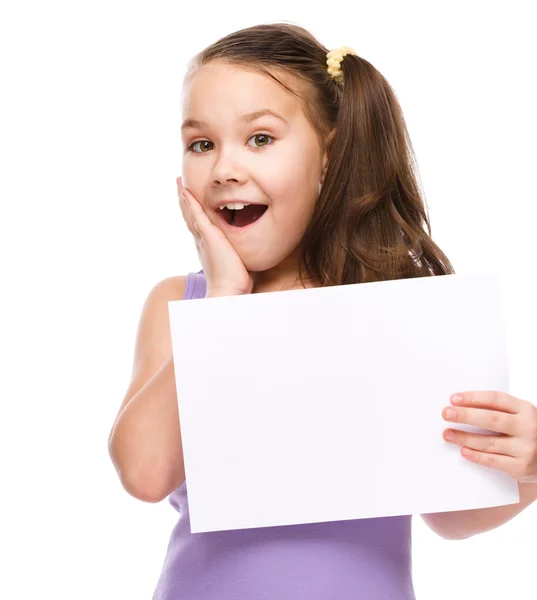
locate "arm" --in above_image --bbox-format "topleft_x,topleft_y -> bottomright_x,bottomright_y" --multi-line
108,277 -> 187,503
108,280 -> 240,502
420,481 -> 537,540
108,355 -> 185,502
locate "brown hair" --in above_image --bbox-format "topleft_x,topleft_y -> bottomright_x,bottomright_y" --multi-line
185,22 -> 455,287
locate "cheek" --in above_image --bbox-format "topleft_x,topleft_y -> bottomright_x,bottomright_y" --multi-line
266,152 -> 315,198
181,156 -> 196,183
181,157 -> 191,185
275,168 -> 319,210
181,158 -> 207,198
282,150 -> 321,197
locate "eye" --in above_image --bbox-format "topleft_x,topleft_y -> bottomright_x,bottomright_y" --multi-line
247,133 -> 274,148
188,140 -> 213,153
187,132 -> 275,154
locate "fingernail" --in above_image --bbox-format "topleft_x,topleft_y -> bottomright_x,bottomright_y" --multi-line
445,408 -> 457,420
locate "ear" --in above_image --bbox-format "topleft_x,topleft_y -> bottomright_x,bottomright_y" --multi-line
320,127 -> 336,185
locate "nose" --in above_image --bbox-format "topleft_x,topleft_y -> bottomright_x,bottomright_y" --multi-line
211,148 -> 246,185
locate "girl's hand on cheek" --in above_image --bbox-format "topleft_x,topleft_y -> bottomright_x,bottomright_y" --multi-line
177,176 -> 255,297
442,391 -> 537,484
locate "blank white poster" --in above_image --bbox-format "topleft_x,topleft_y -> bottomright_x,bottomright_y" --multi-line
168,271 -> 519,533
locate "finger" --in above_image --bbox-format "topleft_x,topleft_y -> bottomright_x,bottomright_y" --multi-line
181,187 -> 214,237
456,445 -> 520,477
443,428 -> 521,457
443,405 -> 520,436
451,391 -> 521,414
177,177 -> 201,237
177,176 -> 185,207
179,188 -> 200,237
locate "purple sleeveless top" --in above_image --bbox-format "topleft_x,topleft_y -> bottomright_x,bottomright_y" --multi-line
152,269 -> 416,600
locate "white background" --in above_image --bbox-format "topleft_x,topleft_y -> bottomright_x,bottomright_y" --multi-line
1,1 -> 535,598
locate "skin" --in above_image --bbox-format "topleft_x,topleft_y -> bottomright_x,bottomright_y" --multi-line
441,391 -> 537,484
180,60 -> 335,294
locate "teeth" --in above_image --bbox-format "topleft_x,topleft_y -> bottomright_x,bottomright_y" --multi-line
218,202 -> 250,211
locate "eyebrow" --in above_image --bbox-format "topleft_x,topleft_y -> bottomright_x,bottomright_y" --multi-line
181,108 -> 288,132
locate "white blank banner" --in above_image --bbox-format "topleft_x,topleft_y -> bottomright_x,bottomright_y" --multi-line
169,271 -> 519,534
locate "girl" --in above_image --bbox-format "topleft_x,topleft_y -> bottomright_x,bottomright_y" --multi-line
108,22 -> 537,600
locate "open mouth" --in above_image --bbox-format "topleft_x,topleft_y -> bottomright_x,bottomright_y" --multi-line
217,204 -> 269,228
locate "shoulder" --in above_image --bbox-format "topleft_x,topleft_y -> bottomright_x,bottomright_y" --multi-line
149,275 -> 189,302
131,275 -> 189,373
152,270 -> 204,302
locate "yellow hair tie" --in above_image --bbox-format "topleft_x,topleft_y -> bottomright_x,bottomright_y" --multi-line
326,45 -> 357,85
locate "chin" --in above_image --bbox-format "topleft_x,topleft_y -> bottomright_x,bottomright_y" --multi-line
238,248 -> 295,273
240,255 -> 279,272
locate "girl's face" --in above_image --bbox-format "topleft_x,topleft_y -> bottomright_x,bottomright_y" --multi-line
181,61 -> 332,278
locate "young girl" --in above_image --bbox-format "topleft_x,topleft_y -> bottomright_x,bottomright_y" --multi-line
108,22 -> 537,600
